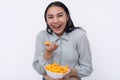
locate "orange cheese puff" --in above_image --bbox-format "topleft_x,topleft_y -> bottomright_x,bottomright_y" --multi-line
45,62 -> 69,74
44,41 -> 51,46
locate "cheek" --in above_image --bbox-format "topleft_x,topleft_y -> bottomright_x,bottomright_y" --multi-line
63,17 -> 68,24
47,20 -> 52,25
47,20 -> 54,29
62,19 -> 68,26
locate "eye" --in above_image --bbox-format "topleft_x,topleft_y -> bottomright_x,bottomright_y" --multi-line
47,16 -> 53,19
57,14 -> 63,17
47,14 -> 54,19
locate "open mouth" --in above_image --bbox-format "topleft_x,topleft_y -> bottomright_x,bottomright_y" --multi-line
53,25 -> 62,31
53,25 -> 61,28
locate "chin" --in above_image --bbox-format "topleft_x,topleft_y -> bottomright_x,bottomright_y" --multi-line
55,32 -> 61,35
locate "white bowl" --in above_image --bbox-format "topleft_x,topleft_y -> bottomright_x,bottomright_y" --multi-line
44,66 -> 70,79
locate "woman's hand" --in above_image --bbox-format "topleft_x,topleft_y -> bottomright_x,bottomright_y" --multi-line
58,67 -> 79,80
60,67 -> 71,80
46,42 -> 58,52
43,74 -> 55,80
44,42 -> 58,60
43,74 -> 65,80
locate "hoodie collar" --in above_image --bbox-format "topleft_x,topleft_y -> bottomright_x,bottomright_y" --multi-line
49,32 -> 70,42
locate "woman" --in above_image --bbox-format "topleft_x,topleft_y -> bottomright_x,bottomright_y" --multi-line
33,1 -> 93,80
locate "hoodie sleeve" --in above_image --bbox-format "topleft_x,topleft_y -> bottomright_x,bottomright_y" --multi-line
75,30 -> 93,78
32,31 -> 52,75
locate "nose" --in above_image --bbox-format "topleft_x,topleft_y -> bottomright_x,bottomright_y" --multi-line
53,17 -> 58,24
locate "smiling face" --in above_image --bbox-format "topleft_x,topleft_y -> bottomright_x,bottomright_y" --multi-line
46,6 -> 68,37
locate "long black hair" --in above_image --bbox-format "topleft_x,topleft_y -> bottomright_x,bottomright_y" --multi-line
44,1 -> 75,34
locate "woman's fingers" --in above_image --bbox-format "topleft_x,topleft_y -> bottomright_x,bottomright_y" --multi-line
46,42 -> 58,52
53,43 -> 58,50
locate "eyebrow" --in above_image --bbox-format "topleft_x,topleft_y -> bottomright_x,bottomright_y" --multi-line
47,12 -> 64,16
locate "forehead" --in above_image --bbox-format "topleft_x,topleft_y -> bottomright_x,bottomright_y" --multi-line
47,6 -> 65,15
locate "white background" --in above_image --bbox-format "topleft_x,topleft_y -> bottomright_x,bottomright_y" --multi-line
0,0 -> 120,80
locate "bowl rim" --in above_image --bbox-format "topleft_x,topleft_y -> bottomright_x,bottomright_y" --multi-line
44,65 -> 70,75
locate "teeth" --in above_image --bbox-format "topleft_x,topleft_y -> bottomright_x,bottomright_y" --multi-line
54,25 -> 59,28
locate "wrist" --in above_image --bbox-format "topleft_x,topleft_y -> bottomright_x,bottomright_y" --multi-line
45,49 -> 53,53
69,68 -> 78,77
44,50 -> 53,60
69,68 -> 73,77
